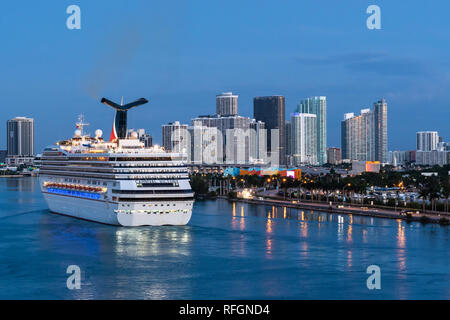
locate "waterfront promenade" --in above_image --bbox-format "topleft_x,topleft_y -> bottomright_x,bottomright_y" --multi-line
222,195 -> 449,224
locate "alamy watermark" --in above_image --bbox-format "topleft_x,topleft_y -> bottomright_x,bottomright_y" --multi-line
66,265 -> 81,290
169,127 -> 280,167
366,5 -> 381,30
366,265 -> 381,290
66,5 -> 81,30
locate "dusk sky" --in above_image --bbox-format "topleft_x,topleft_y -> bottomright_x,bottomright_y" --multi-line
1,1 -> 449,152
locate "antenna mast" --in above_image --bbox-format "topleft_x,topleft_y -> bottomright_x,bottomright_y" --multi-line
76,114 -> 90,136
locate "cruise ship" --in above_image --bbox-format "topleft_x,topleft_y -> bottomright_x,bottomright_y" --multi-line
39,97 -> 193,226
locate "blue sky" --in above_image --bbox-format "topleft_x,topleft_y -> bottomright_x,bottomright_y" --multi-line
1,1 -> 449,151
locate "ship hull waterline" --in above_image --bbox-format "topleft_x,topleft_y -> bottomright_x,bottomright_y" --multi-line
41,192 -> 193,227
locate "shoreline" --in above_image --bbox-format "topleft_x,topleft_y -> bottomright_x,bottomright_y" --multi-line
217,196 -> 449,225
0,175 -> 25,178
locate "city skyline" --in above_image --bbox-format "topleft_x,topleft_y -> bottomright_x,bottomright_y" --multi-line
4,93 -> 449,164
1,1 -> 450,152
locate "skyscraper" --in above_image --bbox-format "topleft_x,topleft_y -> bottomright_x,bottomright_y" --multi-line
7,117 -> 34,156
326,147 -> 342,165
162,121 -> 189,152
373,98 -> 388,163
290,113 -> 317,165
341,99 -> 388,163
416,131 -> 439,151
189,93 -> 267,165
341,110 -> 374,161
297,96 -> 327,165
191,114 -> 253,164
216,92 -> 238,116
249,119 -> 267,164
253,96 -> 286,165
136,129 -> 153,148
285,120 -> 292,160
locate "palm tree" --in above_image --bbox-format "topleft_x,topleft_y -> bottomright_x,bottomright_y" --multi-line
419,187 -> 429,213
442,181 -> 450,213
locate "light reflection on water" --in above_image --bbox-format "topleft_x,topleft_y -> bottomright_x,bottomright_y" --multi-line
1,178 -> 449,299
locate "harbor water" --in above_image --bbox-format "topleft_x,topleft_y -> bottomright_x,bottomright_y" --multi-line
0,177 -> 449,299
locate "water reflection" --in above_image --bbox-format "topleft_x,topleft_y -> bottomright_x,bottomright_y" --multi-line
396,220 -> 407,272
6,177 -> 36,192
266,215 -> 273,258
397,220 -> 406,249
362,229 -> 368,243
347,215 -> 353,243
347,249 -> 353,268
4,179 -> 449,300
337,215 -> 344,241
231,205 -> 246,231
300,222 -> 308,238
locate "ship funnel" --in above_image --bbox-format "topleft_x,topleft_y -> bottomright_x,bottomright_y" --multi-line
100,97 -> 148,140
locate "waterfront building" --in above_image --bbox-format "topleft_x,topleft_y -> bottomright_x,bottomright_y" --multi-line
290,113 -> 317,166
249,119 -> 267,164
341,99 -> 388,163
191,115 -> 254,164
216,92 -> 238,116
326,147 -> 342,165
437,141 -> 450,151
5,155 -> 35,166
388,151 -> 407,166
285,120 -> 292,164
188,122 -> 221,165
190,93 -> 267,165
416,131 -> 439,151
139,132 -> 153,148
297,96 -> 327,164
341,110 -> 374,161
162,121 -> 189,152
129,129 -> 153,148
373,99 -> 388,163
351,160 -> 381,174
7,117 -> 34,156
416,150 -> 450,166
388,150 -> 416,166
253,96 -> 286,165
0,150 -> 6,163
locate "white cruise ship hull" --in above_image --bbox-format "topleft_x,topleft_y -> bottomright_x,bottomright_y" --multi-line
39,135 -> 194,227
42,191 -> 193,227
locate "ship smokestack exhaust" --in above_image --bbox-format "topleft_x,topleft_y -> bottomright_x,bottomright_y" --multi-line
100,97 -> 148,140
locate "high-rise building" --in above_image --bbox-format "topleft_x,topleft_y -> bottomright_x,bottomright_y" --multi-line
290,113 -> 317,165
416,131 -> 439,151
326,147 -> 342,165
341,110 -> 374,161
373,98 -> 388,163
249,119 -> 267,164
297,97 -> 327,164
186,93 -> 268,165
0,150 -> 7,163
416,150 -> 450,166
191,115 -> 251,164
191,115 -> 267,165
253,96 -> 286,165
7,117 -> 34,156
162,121 -> 189,152
285,120 -> 292,160
216,92 -> 238,116
341,99 -> 388,163
188,123 -> 221,165
136,129 -> 153,148
438,141 -> 450,151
